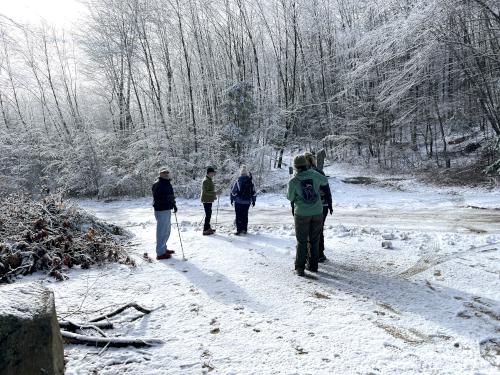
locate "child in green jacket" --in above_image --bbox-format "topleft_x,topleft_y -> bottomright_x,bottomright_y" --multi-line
201,166 -> 217,235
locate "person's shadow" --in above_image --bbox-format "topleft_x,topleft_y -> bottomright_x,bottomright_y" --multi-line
218,232 -> 295,257
169,259 -> 263,312
316,260 -> 499,343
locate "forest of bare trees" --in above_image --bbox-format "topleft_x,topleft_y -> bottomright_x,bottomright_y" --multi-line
0,0 -> 499,197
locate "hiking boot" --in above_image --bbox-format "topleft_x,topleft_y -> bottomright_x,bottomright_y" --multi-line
203,229 -> 214,235
166,250 -> 175,255
233,231 -> 242,235
243,230 -> 248,234
318,255 -> 327,263
306,265 -> 318,273
156,253 -> 171,260
296,269 -> 305,277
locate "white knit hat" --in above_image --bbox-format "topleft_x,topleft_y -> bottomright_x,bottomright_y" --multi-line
240,165 -> 248,175
159,167 -> 170,176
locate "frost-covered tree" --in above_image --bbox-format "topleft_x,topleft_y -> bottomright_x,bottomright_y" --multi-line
222,81 -> 256,157
0,0 -> 498,197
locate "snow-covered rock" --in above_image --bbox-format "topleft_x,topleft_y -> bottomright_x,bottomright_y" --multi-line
0,282 -> 64,375
382,240 -> 393,249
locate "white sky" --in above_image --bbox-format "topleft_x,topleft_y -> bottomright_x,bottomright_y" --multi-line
0,0 -> 86,28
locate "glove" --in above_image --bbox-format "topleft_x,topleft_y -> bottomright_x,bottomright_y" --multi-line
292,206 -> 295,216
173,205 -> 178,214
329,207 -> 333,215
252,201 -> 255,207
231,201 -> 234,206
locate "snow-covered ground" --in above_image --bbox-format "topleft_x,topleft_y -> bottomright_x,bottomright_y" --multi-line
22,166 -> 500,374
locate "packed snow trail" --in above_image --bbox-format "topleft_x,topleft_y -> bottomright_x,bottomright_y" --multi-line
27,177 -> 499,374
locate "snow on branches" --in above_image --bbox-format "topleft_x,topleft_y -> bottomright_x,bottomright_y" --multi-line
0,194 -> 134,283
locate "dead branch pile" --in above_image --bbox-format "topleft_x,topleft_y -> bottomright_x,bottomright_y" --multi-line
0,194 -> 134,283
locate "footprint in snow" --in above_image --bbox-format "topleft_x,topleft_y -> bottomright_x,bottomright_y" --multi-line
479,338 -> 500,368
294,345 -> 308,355
190,304 -> 201,314
313,291 -> 331,300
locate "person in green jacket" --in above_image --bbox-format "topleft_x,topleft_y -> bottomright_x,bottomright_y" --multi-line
304,152 -> 333,262
201,166 -> 217,235
287,155 -> 329,276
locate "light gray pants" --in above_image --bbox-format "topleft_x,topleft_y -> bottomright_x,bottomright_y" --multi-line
155,210 -> 171,256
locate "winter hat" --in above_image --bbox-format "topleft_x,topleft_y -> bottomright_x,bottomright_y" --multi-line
303,152 -> 316,167
207,166 -> 216,174
159,167 -> 170,176
240,165 -> 248,176
293,155 -> 308,169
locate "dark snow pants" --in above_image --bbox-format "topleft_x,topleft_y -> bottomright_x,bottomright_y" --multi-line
319,206 -> 329,258
234,203 -> 250,232
294,214 -> 323,272
203,203 -> 212,231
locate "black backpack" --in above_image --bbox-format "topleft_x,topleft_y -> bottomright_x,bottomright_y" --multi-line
300,179 -> 318,204
238,178 -> 253,200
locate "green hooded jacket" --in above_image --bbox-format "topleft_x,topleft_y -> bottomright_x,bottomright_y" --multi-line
287,169 -> 328,216
200,176 -> 216,203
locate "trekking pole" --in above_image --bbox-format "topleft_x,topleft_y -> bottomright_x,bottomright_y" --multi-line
198,215 -> 205,232
174,212 -> 187,261
213,179 -> 232,232
215,196 -> 220,229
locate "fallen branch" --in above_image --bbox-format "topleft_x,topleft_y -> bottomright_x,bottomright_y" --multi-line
89,303 -> 152,322
59,320 -> 113,337
61,330 -> 163,347
59,320 -> 113,330
98,341 -> 111,356
3,262 -> 34,279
